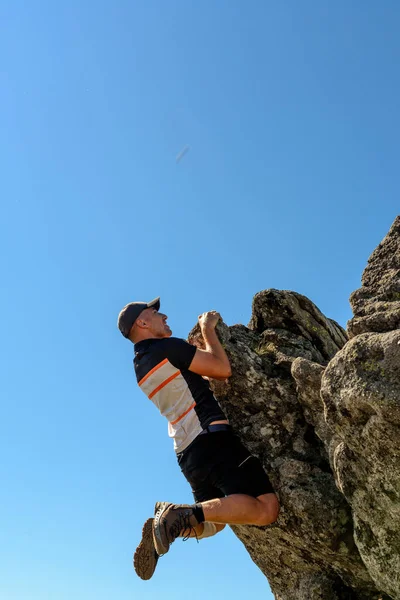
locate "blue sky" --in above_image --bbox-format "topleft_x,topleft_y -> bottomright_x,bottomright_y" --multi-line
1,2 -> 399,599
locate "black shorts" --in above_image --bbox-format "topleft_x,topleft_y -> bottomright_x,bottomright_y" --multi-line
177,430 -> 274,502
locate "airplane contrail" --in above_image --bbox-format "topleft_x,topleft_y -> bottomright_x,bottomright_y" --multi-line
176,145 -> 190,163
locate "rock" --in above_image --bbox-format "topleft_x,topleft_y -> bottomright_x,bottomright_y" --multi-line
249,289 -> 348,365
187,217 -> 399,599
322,323 -> 400,594
348,216 -> 400,338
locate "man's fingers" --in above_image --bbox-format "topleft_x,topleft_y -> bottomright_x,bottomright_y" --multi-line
198,310 -> 221,322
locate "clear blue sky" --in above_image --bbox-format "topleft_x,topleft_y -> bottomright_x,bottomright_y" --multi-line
1,2 -> 399,599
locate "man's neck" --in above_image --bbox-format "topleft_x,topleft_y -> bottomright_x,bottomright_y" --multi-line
133,333 -> 166,344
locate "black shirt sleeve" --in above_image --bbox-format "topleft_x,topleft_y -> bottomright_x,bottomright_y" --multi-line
163,337 -> 197,371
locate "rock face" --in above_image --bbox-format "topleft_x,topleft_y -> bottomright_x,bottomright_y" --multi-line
189,216 -> 399,600
348,217 -> 400,338
321,217 -> 400,599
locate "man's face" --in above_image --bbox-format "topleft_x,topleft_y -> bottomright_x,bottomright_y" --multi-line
138,307 -> 172,338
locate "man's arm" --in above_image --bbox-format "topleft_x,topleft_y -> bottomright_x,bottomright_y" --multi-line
189,311 -> 232,379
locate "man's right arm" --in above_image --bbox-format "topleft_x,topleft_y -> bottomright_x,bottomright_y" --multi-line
188,311 -> 232,380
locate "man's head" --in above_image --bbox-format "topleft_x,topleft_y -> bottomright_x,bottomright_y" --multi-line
117,297 -> 172,343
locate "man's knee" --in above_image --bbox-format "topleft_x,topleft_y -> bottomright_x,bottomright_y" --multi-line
256,494 -> 280,526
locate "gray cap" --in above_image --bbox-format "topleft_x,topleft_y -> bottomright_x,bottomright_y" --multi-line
117,297 -> 160,338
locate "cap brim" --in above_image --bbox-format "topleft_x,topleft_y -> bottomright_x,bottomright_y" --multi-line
147,297 -> 160,311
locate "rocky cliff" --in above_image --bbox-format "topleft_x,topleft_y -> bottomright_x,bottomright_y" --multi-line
189,216 -> 400,600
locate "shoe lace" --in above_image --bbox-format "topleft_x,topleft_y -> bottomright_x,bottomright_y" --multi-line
168,510 -> 199,544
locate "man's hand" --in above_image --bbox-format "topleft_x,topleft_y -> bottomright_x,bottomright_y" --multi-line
189,310 -> 231,380
198,310 -> 221,331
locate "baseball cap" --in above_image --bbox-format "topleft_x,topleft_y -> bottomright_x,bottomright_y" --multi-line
117,297 -> 160,338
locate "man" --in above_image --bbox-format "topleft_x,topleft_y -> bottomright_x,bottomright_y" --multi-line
118,297 -> 279,580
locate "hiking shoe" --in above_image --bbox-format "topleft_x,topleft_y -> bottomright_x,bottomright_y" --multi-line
133,503 -> 170,580
153,503 -> 199,556
154,501 -> 169,515
133,518 -> 158,580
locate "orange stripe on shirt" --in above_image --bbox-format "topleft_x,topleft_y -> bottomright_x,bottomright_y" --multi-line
170,402 -> 196,425
148,370 -> 181,400
138,358 -> 168,386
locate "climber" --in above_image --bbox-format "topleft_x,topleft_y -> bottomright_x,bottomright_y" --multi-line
117,297 -> 280,580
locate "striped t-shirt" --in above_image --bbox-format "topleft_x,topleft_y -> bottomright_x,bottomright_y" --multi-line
133,337 -> 226,453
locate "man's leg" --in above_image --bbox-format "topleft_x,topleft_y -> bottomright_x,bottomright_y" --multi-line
153,493 -> 279,554
154,430 -> 279,554
202,492 -> 279,526
177,493 -> 278,537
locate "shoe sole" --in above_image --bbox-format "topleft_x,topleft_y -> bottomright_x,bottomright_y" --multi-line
133,518 -> 158,580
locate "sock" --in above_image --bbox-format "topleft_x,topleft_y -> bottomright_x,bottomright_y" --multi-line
198,521 -> 218,539
191,503 -> 205,524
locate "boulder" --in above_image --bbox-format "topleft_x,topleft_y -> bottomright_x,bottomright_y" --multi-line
187,217 -> 399,599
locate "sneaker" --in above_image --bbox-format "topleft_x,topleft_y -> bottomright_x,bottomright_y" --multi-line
153,503 -> 199,556
133,503 -> 170,580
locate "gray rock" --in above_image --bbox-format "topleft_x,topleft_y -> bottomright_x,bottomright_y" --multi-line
187,217 -> 399,599
348,216 -> 400,338
321,328 -> 400,598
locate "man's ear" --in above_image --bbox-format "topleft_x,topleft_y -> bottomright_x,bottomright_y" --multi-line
136,318 -> 148,330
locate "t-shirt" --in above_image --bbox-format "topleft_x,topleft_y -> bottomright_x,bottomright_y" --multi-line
133,337 -> 227,453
